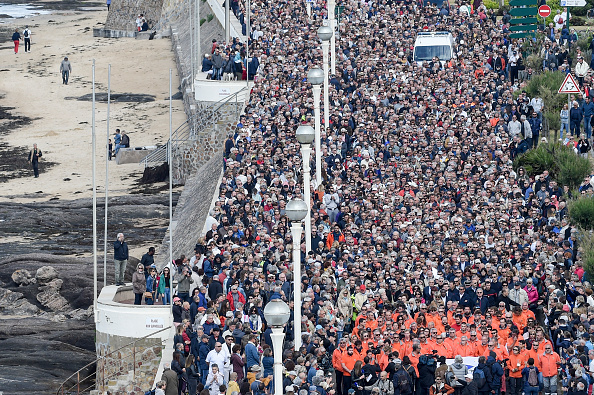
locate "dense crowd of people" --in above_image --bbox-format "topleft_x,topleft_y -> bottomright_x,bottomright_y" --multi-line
150,0 -> 594,395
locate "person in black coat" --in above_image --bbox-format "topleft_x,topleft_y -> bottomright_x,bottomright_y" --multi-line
461,375 -> 478,395
417,354 -> 437,395
173,297 -> 183,323
208,275 -> 224,302
475,357 -> 493,395
487,353 -> 504,395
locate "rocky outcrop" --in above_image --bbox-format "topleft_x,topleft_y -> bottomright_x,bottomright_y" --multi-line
11,269 -> 35,286
37,277 -> 70,311
0,287 -> 39,316
36,265 -> 59,283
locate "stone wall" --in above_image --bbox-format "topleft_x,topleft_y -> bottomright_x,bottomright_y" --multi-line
105,0 -> 164,31
96,331 -> 163,394
156,154 -> 222,268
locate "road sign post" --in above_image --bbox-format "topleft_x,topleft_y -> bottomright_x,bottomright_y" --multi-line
538,5 -> 551,18
559,73 -> 582,136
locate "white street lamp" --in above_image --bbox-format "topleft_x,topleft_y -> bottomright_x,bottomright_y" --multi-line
285,199 -> 308,350
307,68 -> 324,185
327,0 -> 336,74
263,299 -> 291,395
317,25 -> 333,136
296,125 -> 314,255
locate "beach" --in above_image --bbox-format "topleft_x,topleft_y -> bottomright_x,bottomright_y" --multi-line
0,6 -> 189,392
0,6 -> 186,206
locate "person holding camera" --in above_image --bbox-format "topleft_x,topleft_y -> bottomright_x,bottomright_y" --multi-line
175,266 -> 194,304
375,371 -> 394,395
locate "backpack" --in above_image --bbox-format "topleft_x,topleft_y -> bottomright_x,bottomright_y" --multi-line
558,17 -> 564,24
395,368 -> 412,393
24,30 -> 29,38
527,367 -> 539,387
473,367 -> 486,388
144,390 -> 155,395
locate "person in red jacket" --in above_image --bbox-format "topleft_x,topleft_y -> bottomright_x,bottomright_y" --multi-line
326,225 -> 346,249
227,284 -> 245,310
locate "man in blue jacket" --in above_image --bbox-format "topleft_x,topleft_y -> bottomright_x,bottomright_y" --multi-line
113,232 -> 128,285
245,334 -> 261,370
583,96 -> 594,138
570,101 -> 583,137
198,334 -> 211,384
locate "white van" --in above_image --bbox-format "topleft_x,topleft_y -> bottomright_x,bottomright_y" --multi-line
413,32 -> 455,65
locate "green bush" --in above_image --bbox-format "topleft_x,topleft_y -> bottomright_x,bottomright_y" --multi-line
483,0 -> 499,8
207,13 -> 214,22
521,71 -> 568,130
577,229 -> 594,279
571,0 -> 594,16
570,198 -> 594,230
200,18 -> 206,25
544,110 -> 560,131
514,143 -> 592,190
557,148 -> 592,189
572,16 -> 586,26
525,53 -> 544,72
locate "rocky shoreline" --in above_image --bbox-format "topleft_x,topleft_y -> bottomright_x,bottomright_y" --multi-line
0,193 -> 177,394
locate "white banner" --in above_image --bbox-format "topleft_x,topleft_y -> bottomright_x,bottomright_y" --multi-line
446,356 -> 479,371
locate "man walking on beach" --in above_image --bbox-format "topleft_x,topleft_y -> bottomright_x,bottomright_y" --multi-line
11,29 -> 21,54
23,27 -> 31,52
113,233 -> 129,285
60,57 -> 71,85
28,143 -> 42,178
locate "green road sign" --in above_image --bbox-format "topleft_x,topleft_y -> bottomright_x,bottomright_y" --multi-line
509,24 -> 539,31
509,0 -> 538,6
509,7 -> 538,16
510,17 -> 538,24
509,32 -> 536,38
335,6 -> 345,15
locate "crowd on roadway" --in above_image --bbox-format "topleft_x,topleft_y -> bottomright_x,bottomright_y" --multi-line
149,0 -> 594,394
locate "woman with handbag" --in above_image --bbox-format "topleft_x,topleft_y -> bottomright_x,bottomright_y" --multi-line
132,264 -> 146,305
146,267 -> 158,305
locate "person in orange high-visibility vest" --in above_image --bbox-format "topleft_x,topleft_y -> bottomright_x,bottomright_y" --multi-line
507,344 -> 526,395
539,344 -> 561,395
333,339 -> 348,395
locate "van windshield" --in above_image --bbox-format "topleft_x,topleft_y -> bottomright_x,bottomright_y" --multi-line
414,45 -> 452,61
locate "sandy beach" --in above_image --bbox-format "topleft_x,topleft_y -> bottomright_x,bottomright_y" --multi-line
0,7 -> 187,205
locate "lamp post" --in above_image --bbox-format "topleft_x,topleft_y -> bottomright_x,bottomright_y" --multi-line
327,0 -> 336,74
307,68 -> 323,185
263,299 -> 291,395
296,126 -> 314,255
317,24 -> 332,135
286,199 -> 308,349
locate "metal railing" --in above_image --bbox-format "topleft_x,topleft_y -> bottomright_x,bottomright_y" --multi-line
141,86 -> 248,167
56,325 -> 172,395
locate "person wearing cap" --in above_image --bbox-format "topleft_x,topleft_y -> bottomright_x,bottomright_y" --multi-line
354,285 -> 368,313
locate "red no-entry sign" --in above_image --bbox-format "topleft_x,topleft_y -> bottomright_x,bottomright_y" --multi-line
538,5 -> 551,18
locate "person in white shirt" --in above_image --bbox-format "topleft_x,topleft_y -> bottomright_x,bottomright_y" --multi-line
206,342 -> 228,374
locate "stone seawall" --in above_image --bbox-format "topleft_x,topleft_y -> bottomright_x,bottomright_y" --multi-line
96,332 -> 163,394
157,154 -> 222,268
105,0 -> 164,31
